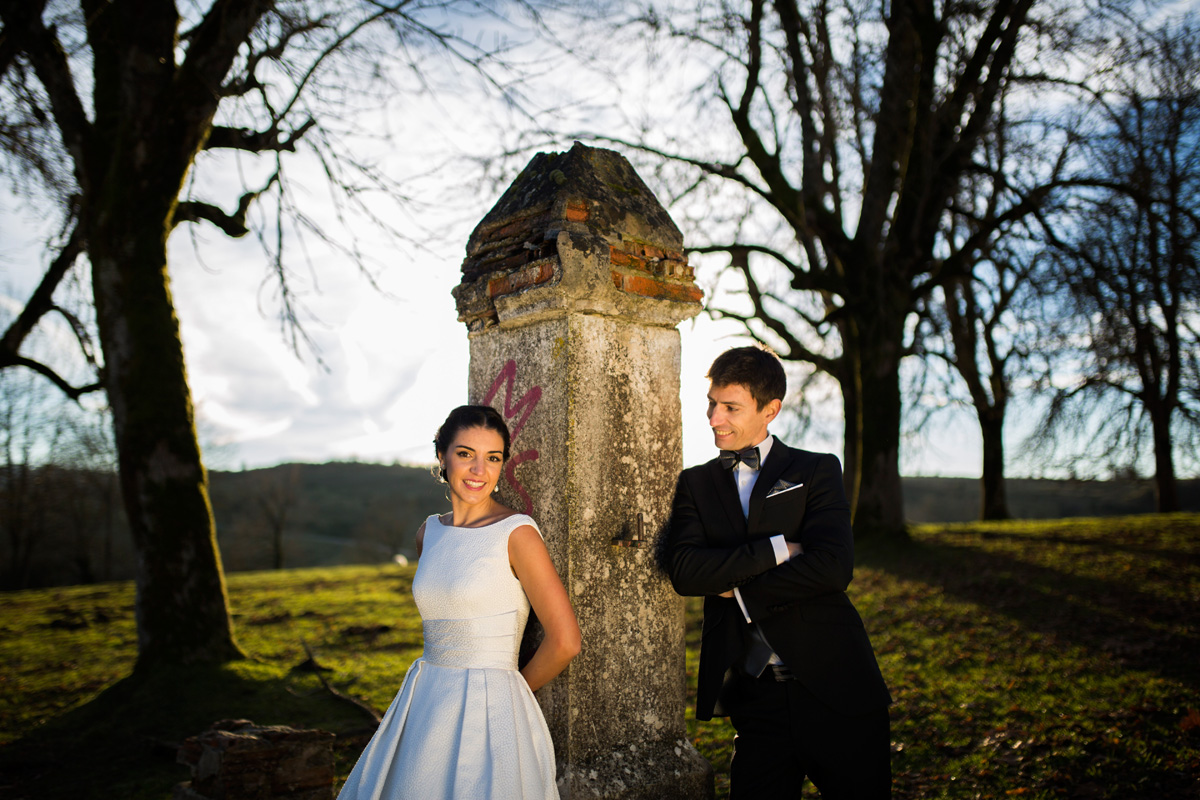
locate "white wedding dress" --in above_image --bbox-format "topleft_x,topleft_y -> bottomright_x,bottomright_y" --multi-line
336,513 -> 559,800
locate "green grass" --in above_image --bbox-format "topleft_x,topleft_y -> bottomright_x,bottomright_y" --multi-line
681,514 -> 1200,799
2,515 -> 1198,799
0,565 -> 420,799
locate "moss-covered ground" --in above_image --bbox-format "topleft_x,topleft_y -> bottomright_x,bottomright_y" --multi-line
2,514 -> 1197,798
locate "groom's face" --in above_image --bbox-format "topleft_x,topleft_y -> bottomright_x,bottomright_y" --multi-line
707,382 -> 780,452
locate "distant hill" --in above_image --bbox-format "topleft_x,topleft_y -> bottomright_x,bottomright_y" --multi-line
6,461 -> 1198,588
903,476 -> 1200,522
207,466 -> 1197,569
208,462 -> 448,572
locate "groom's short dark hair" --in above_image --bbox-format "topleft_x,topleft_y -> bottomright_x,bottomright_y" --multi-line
707,345 -> 786,410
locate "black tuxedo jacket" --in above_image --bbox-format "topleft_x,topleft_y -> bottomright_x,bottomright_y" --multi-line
666,437 -> 891,719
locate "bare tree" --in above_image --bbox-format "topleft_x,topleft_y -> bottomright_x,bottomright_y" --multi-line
603,0 -> 1073,538
0,360 -> 118,587
917,241 -> 1056,519
914,87 -> 1067,521
0,368 -> 62,587
0,0 -> 553,668
257,463 -> 301,570
1038,10 -> 1200,510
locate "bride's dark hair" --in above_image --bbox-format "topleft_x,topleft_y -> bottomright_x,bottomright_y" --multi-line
433,406 -> 512,477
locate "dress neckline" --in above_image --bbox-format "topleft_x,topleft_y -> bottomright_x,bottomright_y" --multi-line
437,512 -> 526,531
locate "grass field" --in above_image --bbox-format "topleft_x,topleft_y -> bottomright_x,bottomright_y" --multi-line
2,514 -> 1197,799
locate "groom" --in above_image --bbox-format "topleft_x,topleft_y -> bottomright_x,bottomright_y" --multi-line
665,345 -> 892,798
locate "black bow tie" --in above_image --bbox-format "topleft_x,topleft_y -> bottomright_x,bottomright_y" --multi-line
719,446 -> 760,470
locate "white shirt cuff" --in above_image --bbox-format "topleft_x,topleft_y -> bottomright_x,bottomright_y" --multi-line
733,587 -> 751,622
770,535 -> 790,565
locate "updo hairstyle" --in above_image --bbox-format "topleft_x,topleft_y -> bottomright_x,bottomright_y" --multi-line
433,405 -> 512,482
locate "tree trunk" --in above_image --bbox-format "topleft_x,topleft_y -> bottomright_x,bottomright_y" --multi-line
75,0 -> 259,669
836,337 -> 861,506
90,209 -> 241,668
1149,406 -> 1180,513
979,409 -> 1011,520
3,460 -> 38,588
102,476 -> 115,581
273,527 -> 285,571
850,314 -> 908,540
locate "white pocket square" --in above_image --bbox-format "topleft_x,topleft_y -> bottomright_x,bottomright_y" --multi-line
766,479 -> 804,498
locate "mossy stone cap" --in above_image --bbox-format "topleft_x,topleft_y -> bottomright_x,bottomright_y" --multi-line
462,142 -> 683,281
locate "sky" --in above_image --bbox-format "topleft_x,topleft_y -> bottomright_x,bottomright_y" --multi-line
0,175 -> 986,476
0,5 -> 992,478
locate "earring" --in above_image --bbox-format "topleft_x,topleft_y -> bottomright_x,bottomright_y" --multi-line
493,484 -> 500,493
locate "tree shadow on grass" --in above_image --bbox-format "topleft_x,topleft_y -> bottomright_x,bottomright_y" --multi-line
858,518 -> 1200,691
0,661 -> 378,800
854,518 -> 1200,799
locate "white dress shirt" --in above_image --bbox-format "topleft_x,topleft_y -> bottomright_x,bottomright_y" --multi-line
730,435 -> 793,624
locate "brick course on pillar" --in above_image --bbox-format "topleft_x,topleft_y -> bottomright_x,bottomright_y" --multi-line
453,142 -> 713,799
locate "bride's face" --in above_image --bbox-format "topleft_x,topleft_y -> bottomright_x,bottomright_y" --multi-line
441,426 -> 505,505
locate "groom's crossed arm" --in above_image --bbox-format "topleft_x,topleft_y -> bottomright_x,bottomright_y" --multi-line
664,472 -> 778,598
735,454 -> 856,622
666,455 -> 856,613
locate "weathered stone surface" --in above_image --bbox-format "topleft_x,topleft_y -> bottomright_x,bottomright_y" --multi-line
173,719 -> 334,800
454,142 -> 702,333
459,145 -> 712,799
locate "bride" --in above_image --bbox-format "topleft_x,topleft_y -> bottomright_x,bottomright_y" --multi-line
336,405 -> 580,800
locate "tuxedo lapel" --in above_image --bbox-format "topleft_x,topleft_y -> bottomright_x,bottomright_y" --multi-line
746,437 -> 794,532
703,458 -> 747,539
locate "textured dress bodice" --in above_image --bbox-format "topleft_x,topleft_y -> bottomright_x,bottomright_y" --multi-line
412,514 -> 534,671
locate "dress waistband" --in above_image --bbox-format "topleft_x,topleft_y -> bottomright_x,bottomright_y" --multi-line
421,611 -> 519,670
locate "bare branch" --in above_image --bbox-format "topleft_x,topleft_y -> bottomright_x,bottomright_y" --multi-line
0,2 -> 92,186
0,353 -> 102,400
175,0 -> 275,114
587,132 -> 760,193
218,14 -> 332,97
51,304 -> 100,372
0,0 -> 47,81
175,170 -> 280,235
1,218 -> 83,360
174,201 -> 248,237
204,119 -> 316,153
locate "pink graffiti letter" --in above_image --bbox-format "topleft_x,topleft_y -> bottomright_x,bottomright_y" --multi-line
484,359 -> 543,514
483,359 -> 542,438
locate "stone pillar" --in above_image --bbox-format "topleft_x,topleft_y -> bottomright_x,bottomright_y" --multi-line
453,143 -> 713,799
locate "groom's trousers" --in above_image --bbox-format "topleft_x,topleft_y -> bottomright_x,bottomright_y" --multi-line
727,672 -> 891,799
